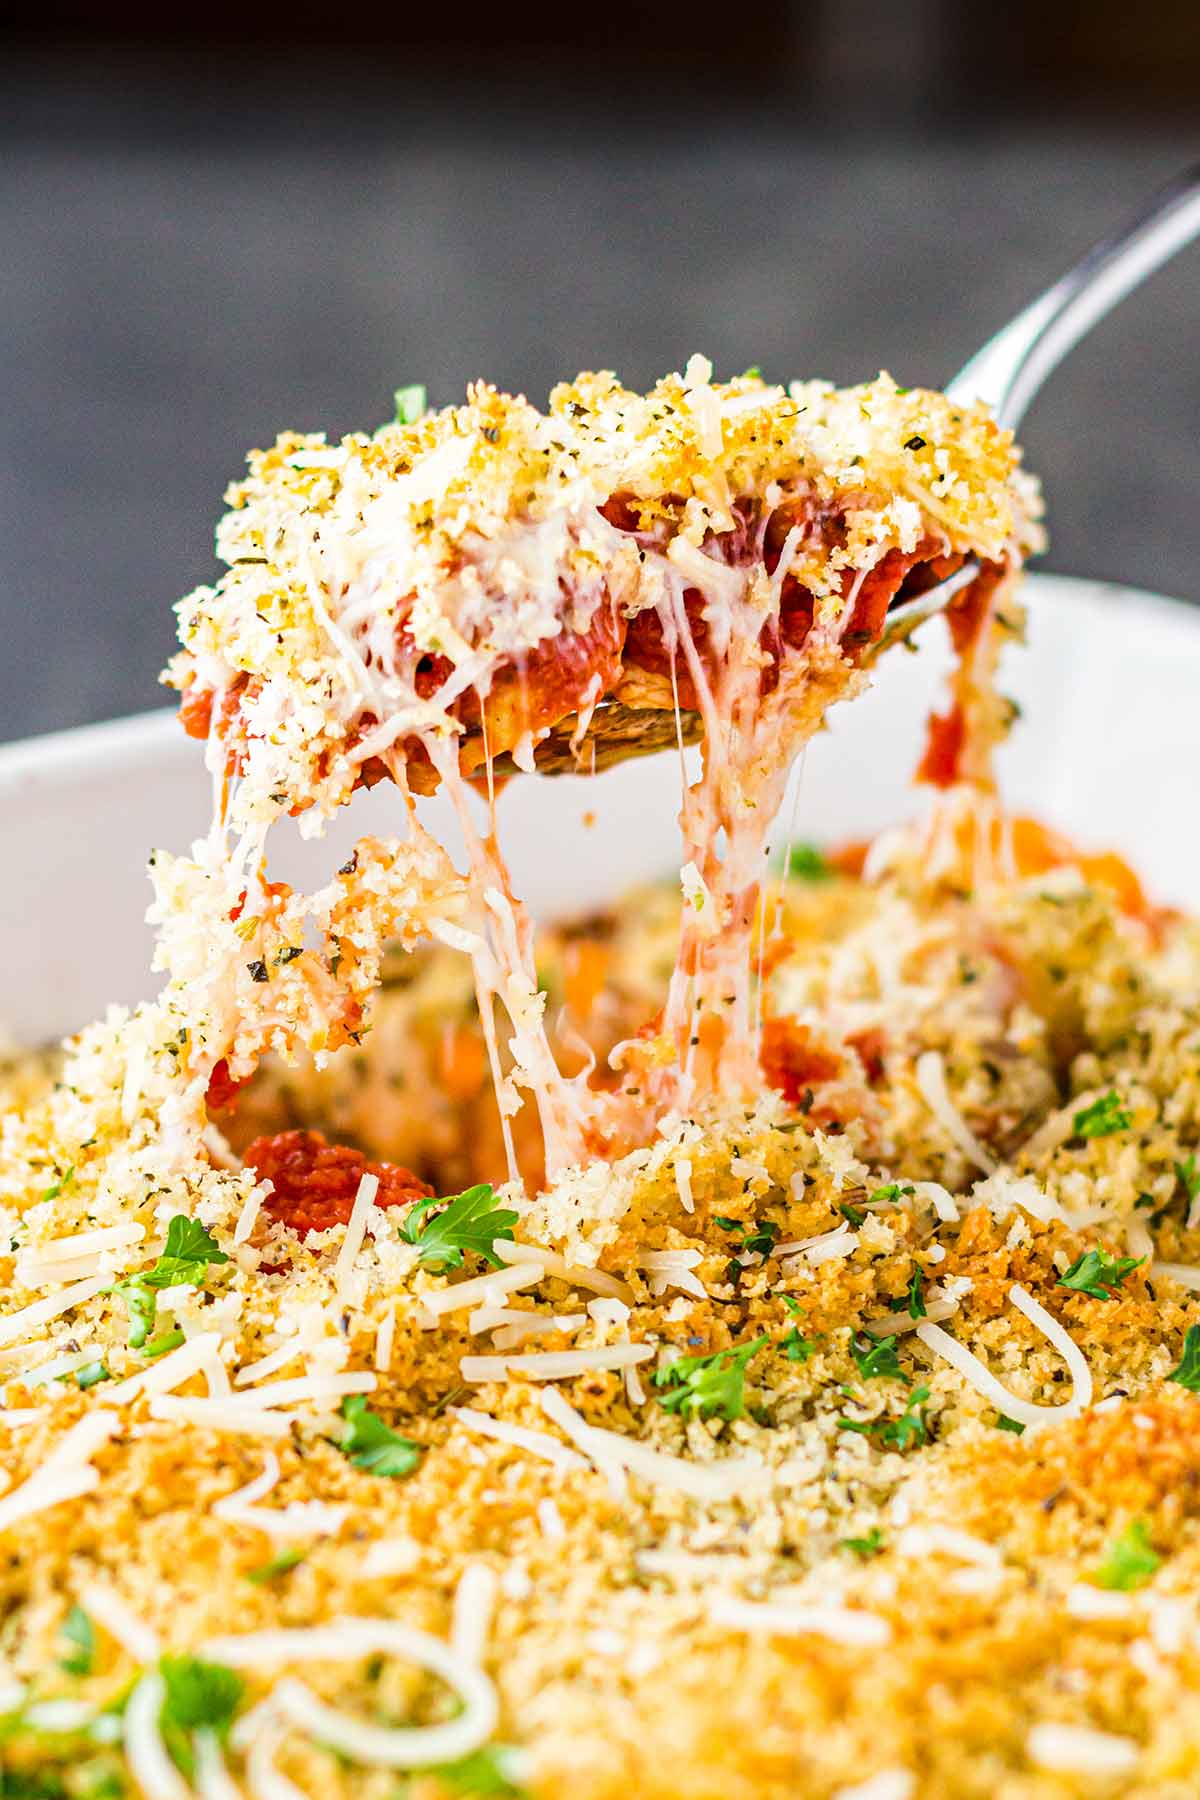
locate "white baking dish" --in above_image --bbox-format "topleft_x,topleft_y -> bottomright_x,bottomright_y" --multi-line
1,572 -> 1195,1047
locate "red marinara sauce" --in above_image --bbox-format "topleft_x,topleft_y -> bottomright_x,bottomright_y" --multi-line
243,1130 -> 432,1239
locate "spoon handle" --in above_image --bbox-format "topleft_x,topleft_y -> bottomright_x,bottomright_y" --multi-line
948,163 -> 1200,430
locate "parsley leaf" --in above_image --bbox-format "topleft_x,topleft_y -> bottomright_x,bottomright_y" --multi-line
851,1334 -> 903,1382
1072,1091 -> 1132,1139
337,1395 -> 424,1478
839,1527 -> 885,1558
783,843 -> 830,883
1058,1248 -> 1144,1301
394,384 -> 428,425
870,1184 -> 915,1204
142,1216 -> 229,1289
112,1217 -> 229,1350
653,1336 -> 768,1422
1168,1324 -> 1200,1391
158,1655 -> 243,1776
40,1165 -> 75,1203
995,1413 -> 1026,1435
398,1185 -> 518,1272
59,1604 -> 95,1676
714,1216 -> 779,1281
434,1745 -> 528,1796
1092,1518 -> 1160,1591
245,1549 -> 306,1586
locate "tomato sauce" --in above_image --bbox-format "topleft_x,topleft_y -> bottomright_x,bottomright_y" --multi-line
242,1129 -> 432,1239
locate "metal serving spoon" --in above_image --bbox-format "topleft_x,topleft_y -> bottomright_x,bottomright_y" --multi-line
873,160 -> 1200,655
491,164 -> 1200,778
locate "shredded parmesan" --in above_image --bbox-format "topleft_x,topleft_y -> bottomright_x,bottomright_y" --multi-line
125,1671 -> 191,1800
916,1284 -> 1091,1429
914,1050 -> 997,1173
461,1344 -> 652,1383
1026,1721 -> 1139,1777
333,1170 -> 379,1302
451,1405 -> 588,1472
205,1618 -> 499,1768
420,1261 -> 546,1319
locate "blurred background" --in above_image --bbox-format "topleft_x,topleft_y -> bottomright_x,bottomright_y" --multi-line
1,0 -> 1198,743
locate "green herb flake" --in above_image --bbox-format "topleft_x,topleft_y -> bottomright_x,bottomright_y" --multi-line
394,384 -> 428,425
883,1383 -> 931,1451
653,1336 -> 768,1422
59,1604 -> 95,1676
245,1549 -> 306,1586
1092,1519 -> 1160,1592
1058,1248 -> 1144,1301
143,1329 -> 186,1360
870,1183 -> 915,1204
144,1216 -> 230,1290
1167,1324 -> 1200,1391
337,1394 -> 424,1478
995,1413 -> 1027,1435
851,1334 -> 903,1383
740,365 -> 763,381
398,1184 -> 519,1272
1072,1091 -> 1133,1140
783,843 -> 830,883
40,1165 -> 76,1203
839,1527 -> 885,1558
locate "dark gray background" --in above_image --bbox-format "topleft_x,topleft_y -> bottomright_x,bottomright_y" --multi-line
2,25 -> 1198,744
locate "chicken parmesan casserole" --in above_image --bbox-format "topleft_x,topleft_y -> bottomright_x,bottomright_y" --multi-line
4,362 -> 1200,1800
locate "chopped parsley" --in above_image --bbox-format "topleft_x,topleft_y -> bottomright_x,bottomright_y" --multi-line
59,1604 -> 95,1676
783,843 -> 830,883
245,1548 -> 306,1586
883,1383 -> 931,1451
398,1185 -> 518,1271
394,384 -> 428,425
903,1268 -> 927,1318
336,1395 -> 424,1478
143,1329 -> 185,1360
433,1745 -> 528,1796
839,1202 -> 865,1227
1092,1518 -> 1160,1591
839,1527 -> 885,1558
158,1655 -> 243,1776
653,1336 -> 768,1422
40,1165 -> 75,1203
851,1334 -> 903,1382
1072,1090 -> 1132,1140
870,1184 -> 914,1203
740,364 -> 763,381
779,1296 -> 814,1362
1167,1324 -> 1200,1391
995,1413 -> 1027,1435
1058,1248 -> 1144,1301
714,1216 -> 778,1281
840,1383 -> 930,1451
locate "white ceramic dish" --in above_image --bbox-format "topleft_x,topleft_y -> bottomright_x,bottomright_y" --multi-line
1,572 -> 1195,1048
